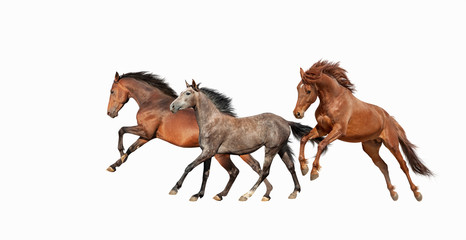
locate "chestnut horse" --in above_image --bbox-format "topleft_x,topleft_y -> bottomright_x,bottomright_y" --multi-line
107,72 -> 273,201
170,80 -> 323,201
293,60 -> 432,201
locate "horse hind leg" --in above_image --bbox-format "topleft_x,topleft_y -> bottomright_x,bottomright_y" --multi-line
212,154 -> 239,201
239,154 -> 274,201
362,140 -> 398,201
382,135 -> 423,201
278,144 -> 301,199
239,148 -> 279,201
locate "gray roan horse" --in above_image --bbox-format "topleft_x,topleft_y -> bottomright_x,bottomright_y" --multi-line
107,72 -> 273,201
170,80 -> 323,201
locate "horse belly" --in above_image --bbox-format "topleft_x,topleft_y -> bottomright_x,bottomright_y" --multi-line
341,112 -> 383,142
217,133 -> 263,155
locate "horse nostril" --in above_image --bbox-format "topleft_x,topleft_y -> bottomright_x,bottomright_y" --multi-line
297,112 -> 301,117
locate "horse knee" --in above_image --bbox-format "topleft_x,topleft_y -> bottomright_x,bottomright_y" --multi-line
185,163 -> 196,173
118,128 -> 125,136
317,142 -> 327,153
300,136 -> 309,144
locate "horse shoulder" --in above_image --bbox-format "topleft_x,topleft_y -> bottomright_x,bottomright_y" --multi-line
315,96 -> 353,132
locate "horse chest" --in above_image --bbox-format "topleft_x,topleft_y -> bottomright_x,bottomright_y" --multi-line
316,114 -> 334,132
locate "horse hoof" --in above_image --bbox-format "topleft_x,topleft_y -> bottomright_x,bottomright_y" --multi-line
239,196 -> 248,201
301,165 -> 309,176
391,192 -> 399,201
288,192 -> 298,199
261,196 -> 270,202
107,166 -> 116,172
169,189 -> 178,195
213,195 -> 223,201
310,172 -> 319,181
189,196 -> 199,202
415,192 -> 423,202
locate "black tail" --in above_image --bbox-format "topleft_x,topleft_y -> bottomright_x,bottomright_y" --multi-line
288,121 -> 327,154
393,118 -> 433,176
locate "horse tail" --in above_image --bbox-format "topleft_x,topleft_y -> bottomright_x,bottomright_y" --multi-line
279,141 -> 295,162
392,118 -> 433,176
288,121 -> 327,154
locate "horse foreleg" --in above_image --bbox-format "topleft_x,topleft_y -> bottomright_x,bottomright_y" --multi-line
117,125 -> 146,156
107,137 -> 149,172
310,126 -> 344,181
169,149 -> 216,200
299,126 -> 325,176
189,158 -> 212,202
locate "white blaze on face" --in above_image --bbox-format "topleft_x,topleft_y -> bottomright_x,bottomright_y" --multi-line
298,82 -> 305,90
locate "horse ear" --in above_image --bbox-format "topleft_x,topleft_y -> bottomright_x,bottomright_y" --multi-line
114,72 -> 120,82
191,79 -> 200,91
185,80 -> 190,88
300,68 -> 305,79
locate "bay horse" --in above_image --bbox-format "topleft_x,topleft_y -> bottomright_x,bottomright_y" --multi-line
170,80 -> 323,201
293,60 -> 432,201
107,72 -> 273,201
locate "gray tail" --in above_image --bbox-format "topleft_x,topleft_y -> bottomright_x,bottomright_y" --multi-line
288,121 -> 327,154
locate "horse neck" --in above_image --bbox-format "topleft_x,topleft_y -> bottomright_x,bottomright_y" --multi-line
194,92 -> 224,128
316,75 -> 348,105
122,78 -> 173,107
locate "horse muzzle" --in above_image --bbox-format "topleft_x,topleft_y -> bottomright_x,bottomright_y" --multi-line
170,103 -> 179,113
294,111 -> 304,119
107,107 -> 119,118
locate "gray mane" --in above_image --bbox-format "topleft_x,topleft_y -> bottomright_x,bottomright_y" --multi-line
200,87 -> 237,117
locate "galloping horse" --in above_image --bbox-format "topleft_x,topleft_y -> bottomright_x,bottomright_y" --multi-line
293,60 -> 432,201
170,80 -> 323,201
107,72 -> 273,201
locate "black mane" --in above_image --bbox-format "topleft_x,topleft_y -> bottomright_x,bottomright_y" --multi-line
200,87 -> 237,117
120,72 -> 178,98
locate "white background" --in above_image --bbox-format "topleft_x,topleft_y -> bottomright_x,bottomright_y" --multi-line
1,1 -> 465,239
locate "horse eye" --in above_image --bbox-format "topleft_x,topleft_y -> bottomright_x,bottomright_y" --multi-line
186,92 -> 191,95
111,90 -> 114,94
306,90 -> 311,94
